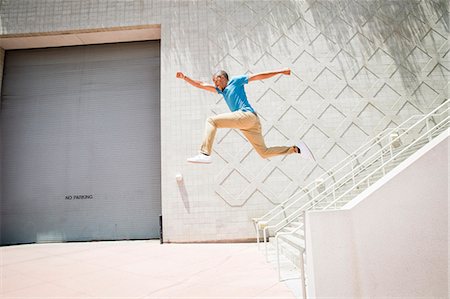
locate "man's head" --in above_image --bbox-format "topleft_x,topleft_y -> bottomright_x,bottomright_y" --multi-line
212,70 -> 229,91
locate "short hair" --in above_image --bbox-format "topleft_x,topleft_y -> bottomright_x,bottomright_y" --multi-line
214,70 -> 229,81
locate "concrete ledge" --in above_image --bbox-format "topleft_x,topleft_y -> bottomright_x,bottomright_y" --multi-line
0,25 -> 160,50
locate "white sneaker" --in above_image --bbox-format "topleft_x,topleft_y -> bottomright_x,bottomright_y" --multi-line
187,153 -> 212,164
296,141 -> 315,161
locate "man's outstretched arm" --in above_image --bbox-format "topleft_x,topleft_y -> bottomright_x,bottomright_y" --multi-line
176,72 -> 217,93
248,68 -> 291,82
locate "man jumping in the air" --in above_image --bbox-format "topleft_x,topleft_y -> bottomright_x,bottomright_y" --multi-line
176,69 -> 315,164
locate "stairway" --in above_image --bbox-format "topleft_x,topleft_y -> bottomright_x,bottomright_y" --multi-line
253,100 -> 449,298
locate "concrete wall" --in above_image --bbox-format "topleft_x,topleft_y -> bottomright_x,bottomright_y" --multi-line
305,131 -> 448,298
0,0 -> 448,242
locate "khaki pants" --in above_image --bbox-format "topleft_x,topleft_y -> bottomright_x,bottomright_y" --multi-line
200,111 -> 296,158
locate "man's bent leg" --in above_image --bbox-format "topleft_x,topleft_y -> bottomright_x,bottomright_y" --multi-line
200,111 -> 250,155
241,117 -> 296,158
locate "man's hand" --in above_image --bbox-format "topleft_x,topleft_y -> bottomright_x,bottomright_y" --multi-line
176,72 -> 217,93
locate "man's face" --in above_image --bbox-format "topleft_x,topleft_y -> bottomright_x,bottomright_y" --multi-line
213,74 -> 228,91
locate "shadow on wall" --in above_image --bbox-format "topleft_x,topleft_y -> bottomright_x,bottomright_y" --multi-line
305,0 -> 449,100
167,0 -> 213,80
177,179 -> 190,213
203,0 -> 449,193
204,1 -> 448,129
208,0 -> 448,100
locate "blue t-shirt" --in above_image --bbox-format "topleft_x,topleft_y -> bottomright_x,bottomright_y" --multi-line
215,75 -> 255,113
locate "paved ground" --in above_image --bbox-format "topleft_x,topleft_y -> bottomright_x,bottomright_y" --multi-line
0,240 -> 297,298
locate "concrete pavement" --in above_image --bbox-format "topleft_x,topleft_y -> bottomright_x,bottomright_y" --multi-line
1,240 -> 297,298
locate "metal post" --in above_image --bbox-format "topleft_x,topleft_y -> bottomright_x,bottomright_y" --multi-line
426,117 -> 433,142
264,228 -> 268,262
351,160 -> 355,186
281,204 -> 288,224
299,250 -> 307,299
301,210 -> 307,298
255,222 -> 260,250
276,236 -> 281,281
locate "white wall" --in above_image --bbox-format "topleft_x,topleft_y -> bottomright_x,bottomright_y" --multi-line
306,130 -> 449,298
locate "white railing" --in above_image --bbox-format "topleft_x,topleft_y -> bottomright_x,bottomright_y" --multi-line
253,110 -> 436,241
322,116 -> 447,210
285,109 -> 447,220
254,100 -> 449,249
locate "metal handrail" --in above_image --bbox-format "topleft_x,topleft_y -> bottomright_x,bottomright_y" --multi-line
253,116 -> 414,222
257,100 -> 448,245
322,117 -> 448,209
269,103 -> 449,233
253,100 -> 448,234
273,116 -> 448,240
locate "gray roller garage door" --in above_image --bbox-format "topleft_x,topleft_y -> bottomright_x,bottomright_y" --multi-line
1,41 -> 161,245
